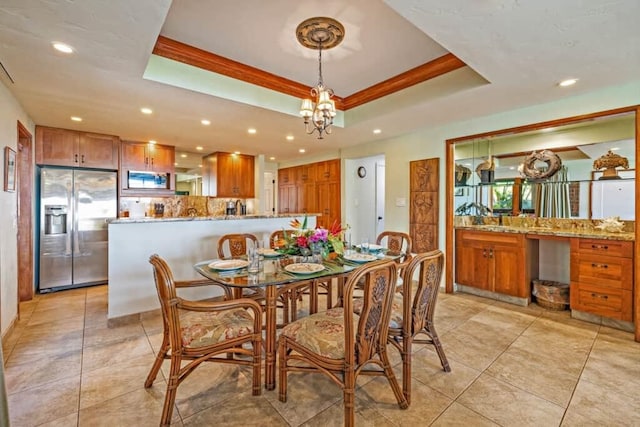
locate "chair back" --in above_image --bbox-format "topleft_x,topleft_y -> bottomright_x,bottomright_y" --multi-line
149,254 -> 184,352
401,250 -> 444,334
269,229 -> 297,249
376,231 -> 413,254
343,259 -> 397,365
218,233 -> 258,258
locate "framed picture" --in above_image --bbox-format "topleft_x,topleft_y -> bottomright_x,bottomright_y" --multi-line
4,146 -> 16,192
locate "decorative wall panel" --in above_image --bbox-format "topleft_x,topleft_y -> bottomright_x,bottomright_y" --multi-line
410,158 -> 439,252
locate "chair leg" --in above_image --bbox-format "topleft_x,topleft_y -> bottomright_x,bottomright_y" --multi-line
343,370 -> 356,427
278,339 -> 288,402
402,336 -> 412,405
252,335 -> 262,396
427,325 -> 451,372
380,345 -> 409,410
145,337 -> 169,388
160,355 -> 181,427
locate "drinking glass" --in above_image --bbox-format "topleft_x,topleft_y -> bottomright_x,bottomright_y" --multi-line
361,237 -> 370,253
247,245 -> 260,274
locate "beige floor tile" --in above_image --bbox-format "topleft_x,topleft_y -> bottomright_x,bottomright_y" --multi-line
5,347 -> 82,393
431,402 -> 499,426
457,374 -> 564,426
79,387 -> 179,427
27,304 -> 86,327
81,335 -> 155,373
486,345 -> 581,406
301,395 -> 397,427
360,376 -> 452,425
264,371 -> 342,425
80,353 -> 158,408
182,390 -> 286,426
8,375 -> 80,427
38,412 -> 79,427
411,348 -> 481,399
562,379 -> 640,426
83,321 -> 146,348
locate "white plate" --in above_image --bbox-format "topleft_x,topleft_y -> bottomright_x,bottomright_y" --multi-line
344,253 -> 378,263
284,263 -> 325,274
356,243 -> 384,252
208,259 -> 249,271
259,248 -> 281,257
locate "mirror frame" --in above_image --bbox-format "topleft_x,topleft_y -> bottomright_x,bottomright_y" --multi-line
445,105 -> 640,341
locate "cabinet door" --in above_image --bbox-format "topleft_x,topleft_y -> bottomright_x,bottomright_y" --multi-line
35,126 -> 78,166
278,185 -> 297,213
79,132 -> 119,169
297,182 -> 317,214
236,155 -> 255,198
297,163 -> 316,183
493,246 -> 524,296
316,159 -> 340,182
216,153 -> 236,197
316,181 -> 340,228
456,243 -> 492,291
121,142 -> 148,170
279,167 -> 295,185
148,144 -> 175,172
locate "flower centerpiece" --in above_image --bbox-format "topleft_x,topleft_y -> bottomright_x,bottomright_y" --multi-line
275,216 -> 346,258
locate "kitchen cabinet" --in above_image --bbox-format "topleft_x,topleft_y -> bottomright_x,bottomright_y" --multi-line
120,141 -> 175,195
278,183 -> 297,213
316,181 -> 341,229
121,141 -> 174,172
202,152 -> 255,198
35,126 -> 120,170
316,159 -> 340,182
570,238 -> 633,321
455,229 -> 535,299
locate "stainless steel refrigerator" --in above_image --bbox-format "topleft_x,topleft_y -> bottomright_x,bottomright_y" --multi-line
39,167 -> 117,291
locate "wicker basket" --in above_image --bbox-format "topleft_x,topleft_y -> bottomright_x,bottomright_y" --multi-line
532,280 -> 569,311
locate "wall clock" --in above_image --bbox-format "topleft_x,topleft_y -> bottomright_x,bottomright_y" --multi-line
357,166 -> 367,178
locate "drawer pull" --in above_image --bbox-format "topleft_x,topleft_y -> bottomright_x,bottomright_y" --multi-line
591,263 -> 608,269
590,293 -> 609,300
590,244 -> 609,250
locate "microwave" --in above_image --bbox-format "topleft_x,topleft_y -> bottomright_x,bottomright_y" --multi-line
127,171 -> 170,189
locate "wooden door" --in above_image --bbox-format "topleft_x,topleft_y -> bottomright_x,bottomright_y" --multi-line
297,182 -> 317,214
455,241 -> 491,291
236,155 -> 255,198
35,126 -> 78,166
316,181 -> 340,228
492,245 -> 522,296
216,153 -> 236,197
121,141 -> 148,169
79,132 -> 119,169
279,185 -> 297,213
148,144 -> 175,172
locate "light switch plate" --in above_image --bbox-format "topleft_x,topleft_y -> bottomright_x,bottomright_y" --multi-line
395,198 -> 406,207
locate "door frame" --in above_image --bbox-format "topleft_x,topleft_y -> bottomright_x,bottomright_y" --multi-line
17,121 -> 33,302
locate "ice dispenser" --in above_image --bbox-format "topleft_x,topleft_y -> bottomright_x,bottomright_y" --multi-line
44,205 -> 67,235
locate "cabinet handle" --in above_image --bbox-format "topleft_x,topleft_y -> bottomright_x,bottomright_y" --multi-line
489,249 -> 493,258
145,157 -> 149,165
591,263 -> 608,269
74,154 -> 78,163
151,158 -> 154,167
591,244 -> 609,250
81,154 -> 85,164
590,293 -> 609,300
482,249 -> 487,258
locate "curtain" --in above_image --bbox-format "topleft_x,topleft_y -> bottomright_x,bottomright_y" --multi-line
535,166 -> 570,218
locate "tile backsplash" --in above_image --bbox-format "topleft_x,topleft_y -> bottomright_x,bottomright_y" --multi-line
120,196 -> 252,218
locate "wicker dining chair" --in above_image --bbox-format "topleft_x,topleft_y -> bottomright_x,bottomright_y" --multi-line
278,259 -> 408,427
376,231 -> 413,255
145,254 -> 263,427
388,250 -> 450,404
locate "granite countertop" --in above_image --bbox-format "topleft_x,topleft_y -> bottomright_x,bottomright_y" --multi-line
109,213 -> 319,224
455,225 -> 635,241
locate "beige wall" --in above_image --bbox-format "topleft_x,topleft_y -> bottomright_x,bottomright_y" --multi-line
0,82 -> 35,337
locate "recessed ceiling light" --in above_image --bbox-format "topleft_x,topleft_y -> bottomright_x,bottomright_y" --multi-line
373,129 -> 382,134
70,116 -> 82,122
174,162 -> 178,166
286,135 -> 294,141
234,151 -> 241,155
181,154 -> 187,158
269,156 -> 276,160
299,149 -> 306,153
611,147 -> 620,151
248,128 -> 257,134
201,119 -> 210,125
52,42 -> 74,53
558,78 -> 578,87
141,107 -> 153,115
148,140 -> 156,144
196,146 -> 203,151
198,164 -> 202,168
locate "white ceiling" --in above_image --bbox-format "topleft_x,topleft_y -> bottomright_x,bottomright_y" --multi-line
0,0 -> 639,169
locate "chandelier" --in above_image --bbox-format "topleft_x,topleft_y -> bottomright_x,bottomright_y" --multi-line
296,17 -> 344,139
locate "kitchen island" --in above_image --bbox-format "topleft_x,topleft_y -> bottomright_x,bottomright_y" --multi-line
107,214 -> 317,320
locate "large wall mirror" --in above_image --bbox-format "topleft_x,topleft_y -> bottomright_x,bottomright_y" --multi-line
452,110 -> 636,220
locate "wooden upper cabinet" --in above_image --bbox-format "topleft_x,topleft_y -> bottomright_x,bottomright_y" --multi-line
202,152 -> 255,198
297,163 -> 317,183
316,159 -> 340,182
121,141 -> 175,172
35,126 -> 119,170
278,167 -> 295,185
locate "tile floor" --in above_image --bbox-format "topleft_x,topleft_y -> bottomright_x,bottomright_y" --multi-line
3,285 -> 640,426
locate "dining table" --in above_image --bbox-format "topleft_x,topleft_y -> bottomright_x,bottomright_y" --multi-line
193,250 -> 411,390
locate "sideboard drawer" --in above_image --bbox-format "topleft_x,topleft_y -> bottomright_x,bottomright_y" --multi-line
571,254 -> 633,290
571,282 -> 632,321
572,238 -> 633,258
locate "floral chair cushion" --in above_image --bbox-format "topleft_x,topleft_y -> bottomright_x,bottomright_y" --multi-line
179,308 -> 255,349
280,308 -> 359,359
353,294 -> 403,329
